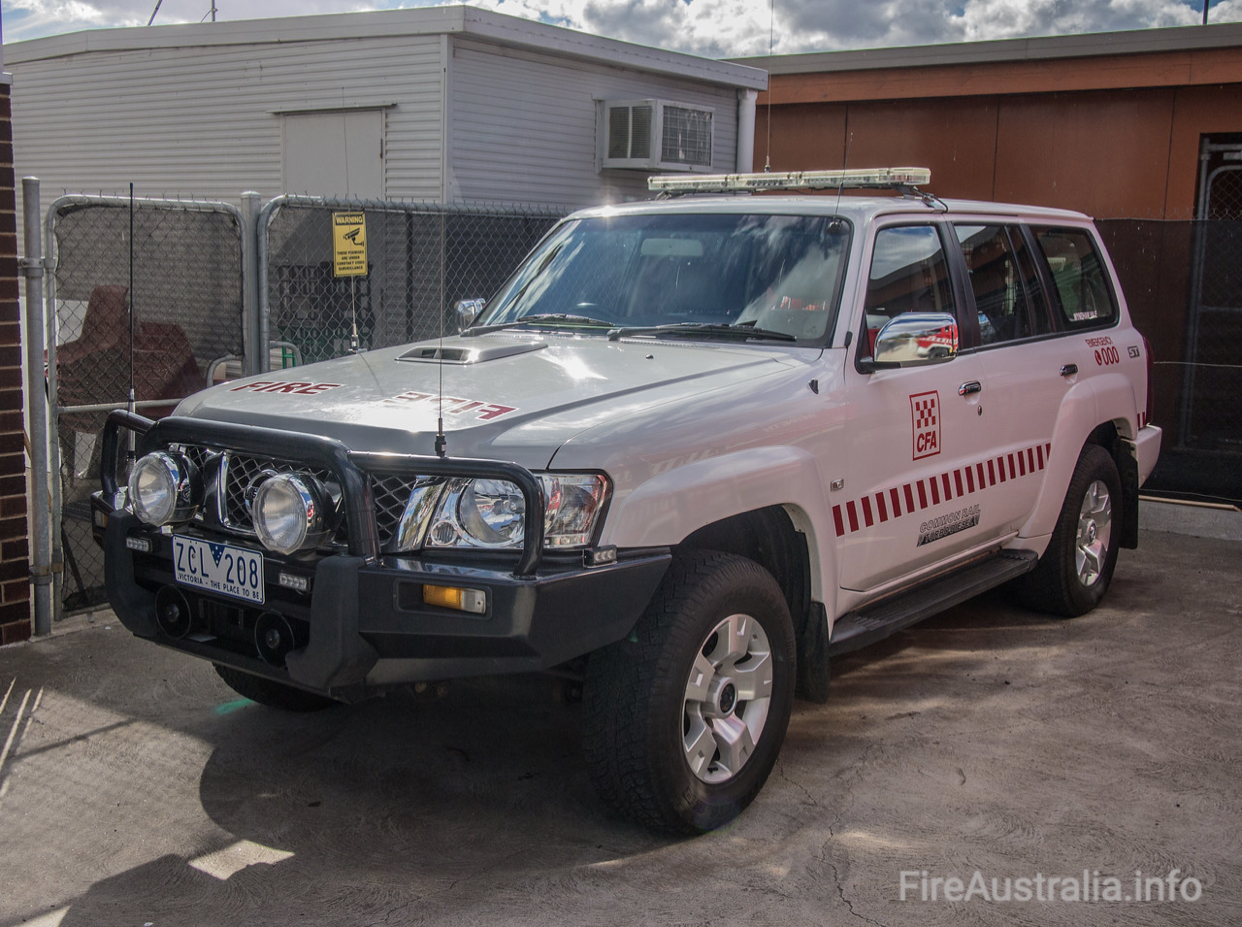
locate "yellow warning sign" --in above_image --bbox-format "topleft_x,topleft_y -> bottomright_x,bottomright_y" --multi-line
332,212 -> 368,277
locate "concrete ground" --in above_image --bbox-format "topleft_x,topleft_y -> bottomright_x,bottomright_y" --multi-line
0,527 -> 1239,927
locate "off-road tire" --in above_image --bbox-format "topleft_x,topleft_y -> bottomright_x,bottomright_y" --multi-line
582,550 -> 796,834
1013,443 -> 1122,617
213,663 -> 339,712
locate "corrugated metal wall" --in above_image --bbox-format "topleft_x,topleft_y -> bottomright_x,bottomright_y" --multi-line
10,34 -> 444,206
449,38 -> 741,209
12,31 -> 750,216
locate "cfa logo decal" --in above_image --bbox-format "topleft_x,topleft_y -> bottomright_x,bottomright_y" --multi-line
910,390 -> 941,460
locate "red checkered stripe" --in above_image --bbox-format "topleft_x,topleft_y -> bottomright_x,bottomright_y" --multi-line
913,398 -> 938,429
832,442 -> 1053,537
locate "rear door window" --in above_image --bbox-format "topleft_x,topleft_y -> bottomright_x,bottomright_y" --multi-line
1031,227 -> 1118,330
953,224 -> 1053,346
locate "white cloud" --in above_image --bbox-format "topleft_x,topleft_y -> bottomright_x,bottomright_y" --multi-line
2,0 -> 1239,54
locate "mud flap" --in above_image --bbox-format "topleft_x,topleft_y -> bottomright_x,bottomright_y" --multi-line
1119,441 -> 1140,550
796,601 -> 831,703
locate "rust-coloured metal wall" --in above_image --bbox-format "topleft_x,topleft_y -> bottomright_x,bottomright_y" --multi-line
753,45 -> 1242,220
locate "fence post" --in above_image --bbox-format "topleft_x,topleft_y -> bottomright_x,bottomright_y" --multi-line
256,197 -> 279,374
43,195 -> 64,623
21,178 -> 52,636
241,191 -> 262,377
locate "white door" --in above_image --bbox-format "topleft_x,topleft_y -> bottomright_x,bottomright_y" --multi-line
282,109 -> 384,198
951,222 -> 1115,538
838,223 -> 995,592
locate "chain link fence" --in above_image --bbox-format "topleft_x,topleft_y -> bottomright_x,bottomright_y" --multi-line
46,196 -> 246,610
260,197 -> 564,365
1204,168 -> 1242,220
44,193 -> 564,613
1097,217 -> 1242,505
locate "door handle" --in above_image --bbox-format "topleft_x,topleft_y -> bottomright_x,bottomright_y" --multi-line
1060,364 -> 1078,377
958,381 -> 982,396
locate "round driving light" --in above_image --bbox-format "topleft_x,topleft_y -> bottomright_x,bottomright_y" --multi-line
128,451 -> 201,526
253,473 -> 334,555
458,479 -> 525,547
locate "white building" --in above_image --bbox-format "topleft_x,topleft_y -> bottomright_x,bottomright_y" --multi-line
4,5 -> 766,209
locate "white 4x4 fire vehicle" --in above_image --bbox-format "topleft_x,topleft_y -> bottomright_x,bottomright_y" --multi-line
94,168 -> 1161,833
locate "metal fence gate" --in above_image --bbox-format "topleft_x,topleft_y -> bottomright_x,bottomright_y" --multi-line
45,195 -> 247,611
1184,143 -> 1242,454
260,196 -> 562,365
39,191 -> 564,615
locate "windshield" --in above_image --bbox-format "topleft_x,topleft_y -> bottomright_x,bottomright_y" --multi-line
476,212 -> 852,344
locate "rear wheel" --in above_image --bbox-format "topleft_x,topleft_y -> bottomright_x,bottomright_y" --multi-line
583,550 -> 796,834
213,664 -> 338,712
1013,443 -> 1122,617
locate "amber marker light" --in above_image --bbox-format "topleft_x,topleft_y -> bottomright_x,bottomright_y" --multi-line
422,584 -> 487,615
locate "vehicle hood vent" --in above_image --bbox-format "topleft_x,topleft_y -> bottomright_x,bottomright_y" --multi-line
397,342 -> 547,365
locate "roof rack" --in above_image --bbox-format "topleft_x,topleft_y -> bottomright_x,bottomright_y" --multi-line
648,167 -> 931,196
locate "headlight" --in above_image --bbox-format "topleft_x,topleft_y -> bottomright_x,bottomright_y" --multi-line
543,474 -> 608,547
128,451 -> 201,526
428,478 -> 527,549
423,473 -> 608,551
253,473 -> 336,555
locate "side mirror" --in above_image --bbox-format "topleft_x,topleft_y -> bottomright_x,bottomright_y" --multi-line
866,312 -> 959,369
455,299 -> 486,333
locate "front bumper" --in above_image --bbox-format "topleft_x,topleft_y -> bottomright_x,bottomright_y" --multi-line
103,511 -> 670,698
95,409 -> 670,699
1136,424 -> 1162,485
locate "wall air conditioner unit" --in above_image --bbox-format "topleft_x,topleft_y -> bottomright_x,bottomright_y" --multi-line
601,99 -> 714,172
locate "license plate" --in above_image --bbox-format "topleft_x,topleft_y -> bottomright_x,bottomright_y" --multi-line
173,536 -> 265,604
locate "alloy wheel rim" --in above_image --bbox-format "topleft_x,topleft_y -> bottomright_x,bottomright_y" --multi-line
682,613 -> 774,784
1075,479 -> 1113,587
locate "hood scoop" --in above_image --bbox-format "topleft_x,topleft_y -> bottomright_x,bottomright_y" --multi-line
397,341 -> 547,365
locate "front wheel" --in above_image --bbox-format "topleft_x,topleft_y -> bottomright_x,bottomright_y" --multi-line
582,550 -> 796,834
1013,443 -> 1122,617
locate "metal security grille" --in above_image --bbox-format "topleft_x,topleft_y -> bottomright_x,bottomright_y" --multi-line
47,196 -> 245,610
260,197 -> 564,365
661,106 -> 713,166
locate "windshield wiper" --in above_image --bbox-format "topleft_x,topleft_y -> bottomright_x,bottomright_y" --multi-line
462,313 -> 615,337
607,322 -> 797,342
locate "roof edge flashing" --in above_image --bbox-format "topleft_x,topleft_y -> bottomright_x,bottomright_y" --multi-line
3,4 -> 767,89
731,22 -> 1242,75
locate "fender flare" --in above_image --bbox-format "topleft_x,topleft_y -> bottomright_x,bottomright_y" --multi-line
1018,372 -> 1137,542
600,445 -> 837,604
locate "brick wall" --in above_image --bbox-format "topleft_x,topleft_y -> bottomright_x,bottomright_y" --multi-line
0,83 -> 30,645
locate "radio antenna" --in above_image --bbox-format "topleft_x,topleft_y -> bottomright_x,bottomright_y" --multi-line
127,183 -> 137,470
434,206 -> 447,458
763,0 -> 775,171
833,127 -> 852,219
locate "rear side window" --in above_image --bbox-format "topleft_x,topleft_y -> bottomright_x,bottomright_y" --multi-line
1031,227 -> 1117,330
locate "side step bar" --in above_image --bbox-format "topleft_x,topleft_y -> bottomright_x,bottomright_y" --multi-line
829,549 -> 1038,657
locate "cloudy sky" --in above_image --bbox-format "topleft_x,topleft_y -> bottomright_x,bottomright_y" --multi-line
2,0 -> 1238,57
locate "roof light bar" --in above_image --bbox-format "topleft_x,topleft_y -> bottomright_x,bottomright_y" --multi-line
648,167 -> 932,195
